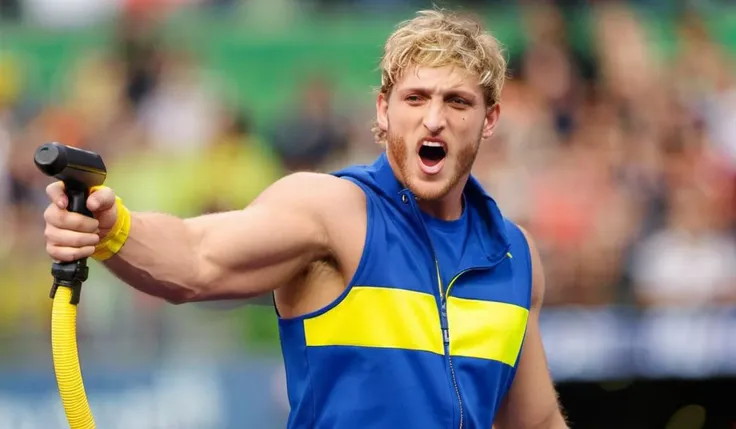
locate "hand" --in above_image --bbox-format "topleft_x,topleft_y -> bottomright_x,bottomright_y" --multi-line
43,182 -> 118,262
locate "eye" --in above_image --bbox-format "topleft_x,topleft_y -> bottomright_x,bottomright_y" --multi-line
405,95 -> 424,104
448,97 -> 471,106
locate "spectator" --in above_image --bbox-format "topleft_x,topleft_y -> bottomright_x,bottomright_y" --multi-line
269,75 -> 351,171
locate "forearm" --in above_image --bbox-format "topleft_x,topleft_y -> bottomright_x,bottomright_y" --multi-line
103,211 -> 204,304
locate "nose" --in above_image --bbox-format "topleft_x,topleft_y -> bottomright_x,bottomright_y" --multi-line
422,100 -> 446,134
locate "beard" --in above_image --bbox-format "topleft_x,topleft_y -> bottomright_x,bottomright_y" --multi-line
386,129 -> 482,201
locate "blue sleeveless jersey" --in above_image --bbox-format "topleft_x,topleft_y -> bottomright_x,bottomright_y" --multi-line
277,153 -> 533,429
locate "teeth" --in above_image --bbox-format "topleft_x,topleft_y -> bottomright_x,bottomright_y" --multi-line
423,141 -> 443,147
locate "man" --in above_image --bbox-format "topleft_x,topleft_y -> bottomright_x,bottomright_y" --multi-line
43,9 -> 569,429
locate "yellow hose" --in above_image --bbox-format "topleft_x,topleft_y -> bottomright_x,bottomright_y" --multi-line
51,286 -> 96,429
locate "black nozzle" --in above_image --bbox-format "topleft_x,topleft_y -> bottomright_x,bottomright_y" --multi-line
35,142 -> 108,304
34,142 -> 107,190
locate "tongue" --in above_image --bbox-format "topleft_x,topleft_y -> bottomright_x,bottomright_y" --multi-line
421,156 -> 441,167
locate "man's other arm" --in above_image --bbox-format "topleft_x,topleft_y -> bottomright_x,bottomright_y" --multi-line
494,227 -> 569,429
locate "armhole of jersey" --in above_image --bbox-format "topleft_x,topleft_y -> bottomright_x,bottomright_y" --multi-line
275,176 -> 377,321
504,219 -> 533,310
500,219 -> 533,398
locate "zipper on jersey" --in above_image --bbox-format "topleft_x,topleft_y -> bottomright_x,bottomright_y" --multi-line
403,189 -> 510,429
402,190 -> 463,429
439,254 -> 508,429
436,261 -> 464,429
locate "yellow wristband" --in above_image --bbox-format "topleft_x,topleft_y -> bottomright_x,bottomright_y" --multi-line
92,196 -> 131,262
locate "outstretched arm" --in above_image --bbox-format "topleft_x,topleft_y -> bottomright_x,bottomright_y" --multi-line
108,172 -> 363,303
494,227 -> 568,429
45,172 -> 361,304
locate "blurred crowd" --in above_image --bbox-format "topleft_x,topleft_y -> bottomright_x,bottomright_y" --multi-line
1,1 -> 735,356
478,3 -> 736,308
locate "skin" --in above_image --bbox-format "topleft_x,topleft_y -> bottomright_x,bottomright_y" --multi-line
378,65 -> 494,220
43,64 -> 567,428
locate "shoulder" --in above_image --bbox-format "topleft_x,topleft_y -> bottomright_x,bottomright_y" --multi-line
256,171 -> 366,213
267,172 -> 369,286
256,171 -> 368,248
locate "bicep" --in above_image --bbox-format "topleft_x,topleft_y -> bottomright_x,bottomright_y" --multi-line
187,173 -> 335,300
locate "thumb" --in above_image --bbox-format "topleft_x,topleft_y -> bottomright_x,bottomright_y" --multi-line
87,186 -> 116,212
95,201 -> 119,236
88,186 -> 119,233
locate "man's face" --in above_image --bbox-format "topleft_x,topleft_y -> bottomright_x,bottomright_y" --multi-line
376,65 -> 499,201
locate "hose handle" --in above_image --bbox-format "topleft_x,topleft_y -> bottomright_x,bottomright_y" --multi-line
51,186 -> 93,304
65,185 -> 93,218
34,142 -> 107,305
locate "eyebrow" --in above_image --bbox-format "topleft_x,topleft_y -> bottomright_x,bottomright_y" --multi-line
399,87 -> 478,102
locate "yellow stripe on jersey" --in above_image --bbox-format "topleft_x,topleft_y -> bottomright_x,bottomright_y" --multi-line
304,286 -> 444,355
447,297 -> 529,366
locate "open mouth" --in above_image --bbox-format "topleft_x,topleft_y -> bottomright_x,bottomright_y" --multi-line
419,142 -> 447,167
417,140 -> 447,175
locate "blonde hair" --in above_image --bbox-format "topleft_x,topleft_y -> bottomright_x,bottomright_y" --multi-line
373,9 -> 507,143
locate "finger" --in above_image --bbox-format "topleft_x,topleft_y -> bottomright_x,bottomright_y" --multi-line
44,207 -> 100,233
45,225 -> 100,247
43,204 -> 59,227
46,181 -> 67,209
87,186 -> 115,212
46,244 -> 96,263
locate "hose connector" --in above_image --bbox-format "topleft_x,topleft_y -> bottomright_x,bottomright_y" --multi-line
50,260 -> 89,305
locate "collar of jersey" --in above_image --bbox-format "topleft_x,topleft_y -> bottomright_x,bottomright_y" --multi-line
369,152 -> 511,264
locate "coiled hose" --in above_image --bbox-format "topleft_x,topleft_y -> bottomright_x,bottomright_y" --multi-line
51,286 -> 95,428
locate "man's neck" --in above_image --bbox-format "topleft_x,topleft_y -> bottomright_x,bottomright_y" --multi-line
417,182 -> 466,221
384,152 -> 467,221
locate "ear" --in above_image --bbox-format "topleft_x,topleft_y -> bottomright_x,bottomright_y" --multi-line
376,91 -> 389,133
481,103 -> 501,139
